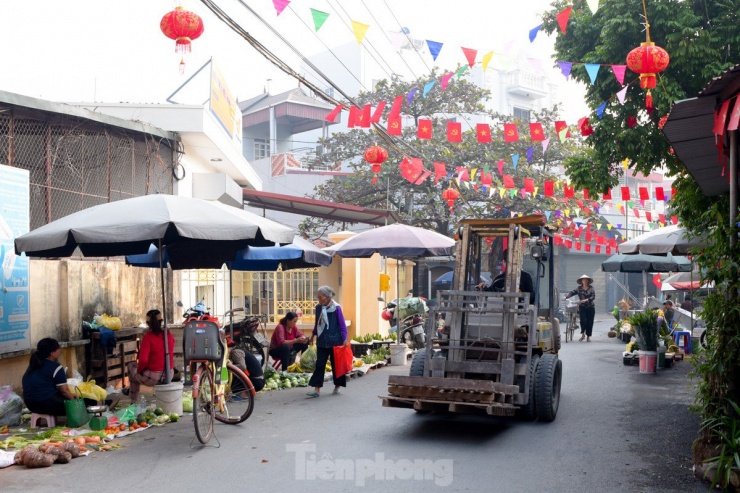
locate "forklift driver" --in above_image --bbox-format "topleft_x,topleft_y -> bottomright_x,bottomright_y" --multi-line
476,249 -> 535,304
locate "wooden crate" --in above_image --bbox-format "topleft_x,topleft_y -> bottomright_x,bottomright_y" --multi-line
86,327 -> 145,389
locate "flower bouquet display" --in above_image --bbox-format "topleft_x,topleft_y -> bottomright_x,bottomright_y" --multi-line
629,309 -> 661,374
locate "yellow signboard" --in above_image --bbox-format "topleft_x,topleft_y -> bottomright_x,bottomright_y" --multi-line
210,63 -> 241,142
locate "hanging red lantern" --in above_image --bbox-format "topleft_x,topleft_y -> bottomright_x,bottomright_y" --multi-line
441,187 -> 460,213
161,6 -> 204,62
626,41 -> 669,110
364,145 -> 388,184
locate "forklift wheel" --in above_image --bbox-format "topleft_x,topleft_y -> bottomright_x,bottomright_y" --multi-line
410,348 -> 426,377
516,354 -> 540,421
535,354 -> 562,422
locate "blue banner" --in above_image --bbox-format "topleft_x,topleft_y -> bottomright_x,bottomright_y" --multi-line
0,164 -> 30,354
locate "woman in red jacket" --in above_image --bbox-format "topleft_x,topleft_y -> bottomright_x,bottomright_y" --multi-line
123,309 -> 174,402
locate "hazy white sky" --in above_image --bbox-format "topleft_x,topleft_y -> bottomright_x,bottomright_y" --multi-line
0,0 -> 587,119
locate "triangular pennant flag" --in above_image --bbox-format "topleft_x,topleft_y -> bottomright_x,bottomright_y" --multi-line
526,146 -> 534,162
351,21 -> 370,45
558,127 -> 568,143
325,104 -> 343,123
512,154 -> 520,169
557,61 -> 573,80
470,168 -> 478,181
542,138 -> 550,154
612,65 -> 626,85
407,88 -> 418,105
584,64 -> 600,85
456,166 -> 470,181
440,72 -> 454,90
554,121 -> 571,139
497,159 -> 504,176
461,47 -> 477,68
529,25 -> 542,43
423,81 -> 436,97
616,86 -> 628,105
272,0 -> 290,16
310,8 -> 329,31
556,6 -> 573,34
596,101 -> 608,119
587,0 -> 600,13
482,51 -> 494,71
426,40 -> 443,61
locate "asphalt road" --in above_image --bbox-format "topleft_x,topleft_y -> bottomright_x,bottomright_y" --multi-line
3,316 -> 708,492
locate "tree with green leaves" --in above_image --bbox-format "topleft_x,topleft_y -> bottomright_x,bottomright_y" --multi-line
299,69 -> 589,239
541,1 -> 739,486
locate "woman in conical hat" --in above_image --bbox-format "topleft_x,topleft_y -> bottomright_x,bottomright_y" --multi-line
566,275 -> 596,342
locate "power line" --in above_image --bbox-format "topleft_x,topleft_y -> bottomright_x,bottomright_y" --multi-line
359,0 -> 420,81
324,0 -> 396,82
381,0 -> 432,73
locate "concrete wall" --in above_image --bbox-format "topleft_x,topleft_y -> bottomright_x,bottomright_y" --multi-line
0,259 -> 175,391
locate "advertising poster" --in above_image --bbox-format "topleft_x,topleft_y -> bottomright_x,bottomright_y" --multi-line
0,164 -> 30,354
209,61 -> 242,144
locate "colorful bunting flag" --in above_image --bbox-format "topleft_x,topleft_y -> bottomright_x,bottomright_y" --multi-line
558,61 -> 573,80
620,187 -> 630,201
482,51 -> 494,71
417,119 -> 432,139
627,115 -> 637,128
272,0 -> 290,16
524,178 -> 535,192
399,156 -> 424,184
440,72 -> 454,90
476,123 -> 491,143
587,0 -> 600,14
616,86 -> 628,105
612,65 -> 626,85
503,175 -> 515,189
351,21 -> 370,45
639,187 -> 649,201
426,40 -> 443,61
652,274 -> 662,289
347,106 -> 361,128
423,81 -> 436,97
544,181 -> 554,197
407,89 -> 418,104
602,189 -> 612,200
496,159 -> 504,176
728,98 -> 740,131
512,154 -> 519,169
584,64 -> 600,85
578,117 -> 594,136
556,6 -> 573,34
529,25 -> 542,43
655,187 -> 664,201
554,121 -> 570,139
388,96 -> 403,117
461,47 -> 477,68
310,8 -> 329,31
358,104 -> 371,128
526,146 -> 534,162
447,121 -> 462,143
596,101 -> 608,119
542,138 -> 550,154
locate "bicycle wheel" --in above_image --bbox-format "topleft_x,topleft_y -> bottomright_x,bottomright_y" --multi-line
214,364 -> 255,424
565,313 -> 574,342
193,365 -> 215,444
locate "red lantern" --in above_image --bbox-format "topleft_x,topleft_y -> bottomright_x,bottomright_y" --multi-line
441,187 -> 460,213
364,145 -> 388,184
161,6 -> 204,54
626,41 -> 669,110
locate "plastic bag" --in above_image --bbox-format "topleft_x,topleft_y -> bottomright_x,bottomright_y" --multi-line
76,379 -> 107,402
299,345 -> 318,372
114,404 -> 137,423
66,369 -> 84,390
99,313 -> 122,331
0,386 -> 22,427
332,345 -> 353,377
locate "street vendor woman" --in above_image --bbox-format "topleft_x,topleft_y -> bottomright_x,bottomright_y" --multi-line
22,338 -> 76,416
123,309 -> 174,402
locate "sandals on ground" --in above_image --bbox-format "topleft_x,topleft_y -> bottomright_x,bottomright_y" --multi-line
306,391 -> 319,398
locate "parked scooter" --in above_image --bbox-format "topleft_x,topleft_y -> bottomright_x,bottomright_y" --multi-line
223,308 -> 270,371
379,296 -> 427,350
178,299 -> 220,326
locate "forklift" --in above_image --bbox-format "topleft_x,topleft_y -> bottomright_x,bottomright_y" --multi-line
382,215 -> 562,421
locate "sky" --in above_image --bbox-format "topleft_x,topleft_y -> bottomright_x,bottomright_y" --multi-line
0,0 -> 588,120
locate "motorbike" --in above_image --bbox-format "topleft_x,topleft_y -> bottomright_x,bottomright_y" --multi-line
222,308 -> 270,371
380,296 -> 427,350
178,299 -> 220,326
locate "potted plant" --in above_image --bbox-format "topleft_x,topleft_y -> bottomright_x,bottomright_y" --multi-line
630,309 -> 660,374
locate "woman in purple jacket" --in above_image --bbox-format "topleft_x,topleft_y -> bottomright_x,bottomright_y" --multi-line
307,285 -> 348,398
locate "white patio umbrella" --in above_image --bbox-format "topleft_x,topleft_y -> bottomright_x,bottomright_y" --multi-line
618,225 -> 705,255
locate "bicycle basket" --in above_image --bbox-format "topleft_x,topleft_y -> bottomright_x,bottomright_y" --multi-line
565,299 -> 580,312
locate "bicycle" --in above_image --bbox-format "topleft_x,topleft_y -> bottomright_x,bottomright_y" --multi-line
224,310 -> 270,371
564,298 -> 580,343
184,320 -> 256,445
